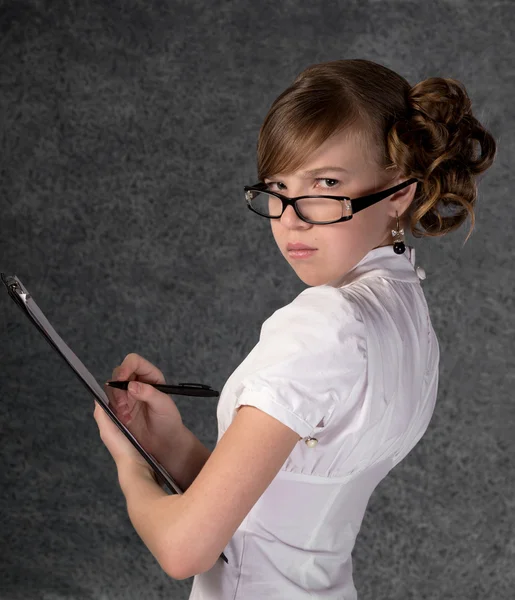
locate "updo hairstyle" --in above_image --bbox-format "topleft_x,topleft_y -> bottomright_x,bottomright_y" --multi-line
257,59 -> 497,242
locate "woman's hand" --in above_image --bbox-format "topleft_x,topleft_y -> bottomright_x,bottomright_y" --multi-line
97,353 -> 185,466
93,401 -> 149,469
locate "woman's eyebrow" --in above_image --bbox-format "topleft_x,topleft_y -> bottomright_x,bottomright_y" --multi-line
264,166 -> 350,181
299,166 -> 350,177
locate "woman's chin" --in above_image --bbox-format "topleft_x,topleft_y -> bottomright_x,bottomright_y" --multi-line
290,267 -> 331,287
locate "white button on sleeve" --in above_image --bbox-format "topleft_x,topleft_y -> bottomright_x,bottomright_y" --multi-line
416,265 -> 426,280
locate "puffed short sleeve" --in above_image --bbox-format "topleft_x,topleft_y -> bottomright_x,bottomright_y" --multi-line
232,285 -> 368,439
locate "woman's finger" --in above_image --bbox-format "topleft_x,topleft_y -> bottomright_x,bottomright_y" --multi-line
119,353 -> 166,385
108,366 -> 125,408
126,381 -> 174,415
103,384 -> 132,425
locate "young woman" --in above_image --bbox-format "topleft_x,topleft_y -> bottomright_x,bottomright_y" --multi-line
93,59 -> 497,599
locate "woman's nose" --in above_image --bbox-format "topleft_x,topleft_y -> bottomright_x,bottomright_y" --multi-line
280,203 -> 309,226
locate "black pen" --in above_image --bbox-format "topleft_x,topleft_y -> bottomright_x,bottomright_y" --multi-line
106,380 -> 219,398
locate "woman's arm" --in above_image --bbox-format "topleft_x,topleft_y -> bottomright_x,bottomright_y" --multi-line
114,404 -> 301,580
158,423 -> 212,491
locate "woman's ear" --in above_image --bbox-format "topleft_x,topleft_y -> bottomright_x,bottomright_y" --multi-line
388,178 -> 418,220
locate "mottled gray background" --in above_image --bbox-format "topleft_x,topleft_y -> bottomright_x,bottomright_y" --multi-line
0,0 -> 513,598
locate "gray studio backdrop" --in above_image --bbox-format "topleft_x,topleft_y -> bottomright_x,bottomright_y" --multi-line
1,1 -> 513,599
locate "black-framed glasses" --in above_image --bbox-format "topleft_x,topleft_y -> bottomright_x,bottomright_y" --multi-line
244,178 -> 419,225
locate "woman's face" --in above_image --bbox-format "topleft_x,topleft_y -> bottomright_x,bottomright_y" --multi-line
267,128 -> 415,287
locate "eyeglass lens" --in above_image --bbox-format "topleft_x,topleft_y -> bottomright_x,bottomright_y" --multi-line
248,190 -> 350,224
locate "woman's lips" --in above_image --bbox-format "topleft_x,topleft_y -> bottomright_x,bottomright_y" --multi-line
287,243 -> 317,250
287,249 -> 317,259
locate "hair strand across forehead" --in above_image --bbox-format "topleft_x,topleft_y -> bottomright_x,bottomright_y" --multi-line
257,59 -> 410,181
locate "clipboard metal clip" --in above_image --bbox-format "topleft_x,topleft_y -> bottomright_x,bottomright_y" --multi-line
2,274 -> 31,304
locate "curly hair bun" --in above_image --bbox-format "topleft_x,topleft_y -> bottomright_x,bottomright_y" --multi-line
388,77 -> 497,240
410,77 -> 471,128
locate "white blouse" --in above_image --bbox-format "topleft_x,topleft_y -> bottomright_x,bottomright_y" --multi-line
189,244 -> 440,600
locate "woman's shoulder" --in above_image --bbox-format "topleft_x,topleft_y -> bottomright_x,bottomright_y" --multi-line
296,283 -> 362,311
264,284 -> 365,333
283,285 -> 361,321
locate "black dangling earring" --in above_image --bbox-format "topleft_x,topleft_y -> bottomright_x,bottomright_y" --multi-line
392,211 -> 406,255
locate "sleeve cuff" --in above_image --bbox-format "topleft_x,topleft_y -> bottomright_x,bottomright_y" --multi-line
233,387 -> 316,439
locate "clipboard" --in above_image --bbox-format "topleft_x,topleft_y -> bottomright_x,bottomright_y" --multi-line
1,272 -> 185,496
2,272 -> 229,565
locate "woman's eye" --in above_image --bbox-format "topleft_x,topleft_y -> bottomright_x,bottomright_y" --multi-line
267,181 -> 286,191
316,178 -> 339,188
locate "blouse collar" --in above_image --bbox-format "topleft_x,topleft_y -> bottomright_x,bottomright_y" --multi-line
330,244 -> 424,288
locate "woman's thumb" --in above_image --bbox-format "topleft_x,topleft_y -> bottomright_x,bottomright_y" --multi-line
128,381 -> 141,395
127,381 -> 170,410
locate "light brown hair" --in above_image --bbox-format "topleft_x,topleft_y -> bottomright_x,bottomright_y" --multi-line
257,59 -> 497,241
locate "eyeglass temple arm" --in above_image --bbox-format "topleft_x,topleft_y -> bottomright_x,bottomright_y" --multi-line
351,178 -> 419,214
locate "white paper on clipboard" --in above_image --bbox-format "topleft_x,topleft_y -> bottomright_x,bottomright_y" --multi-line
1,272 -> 184,495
